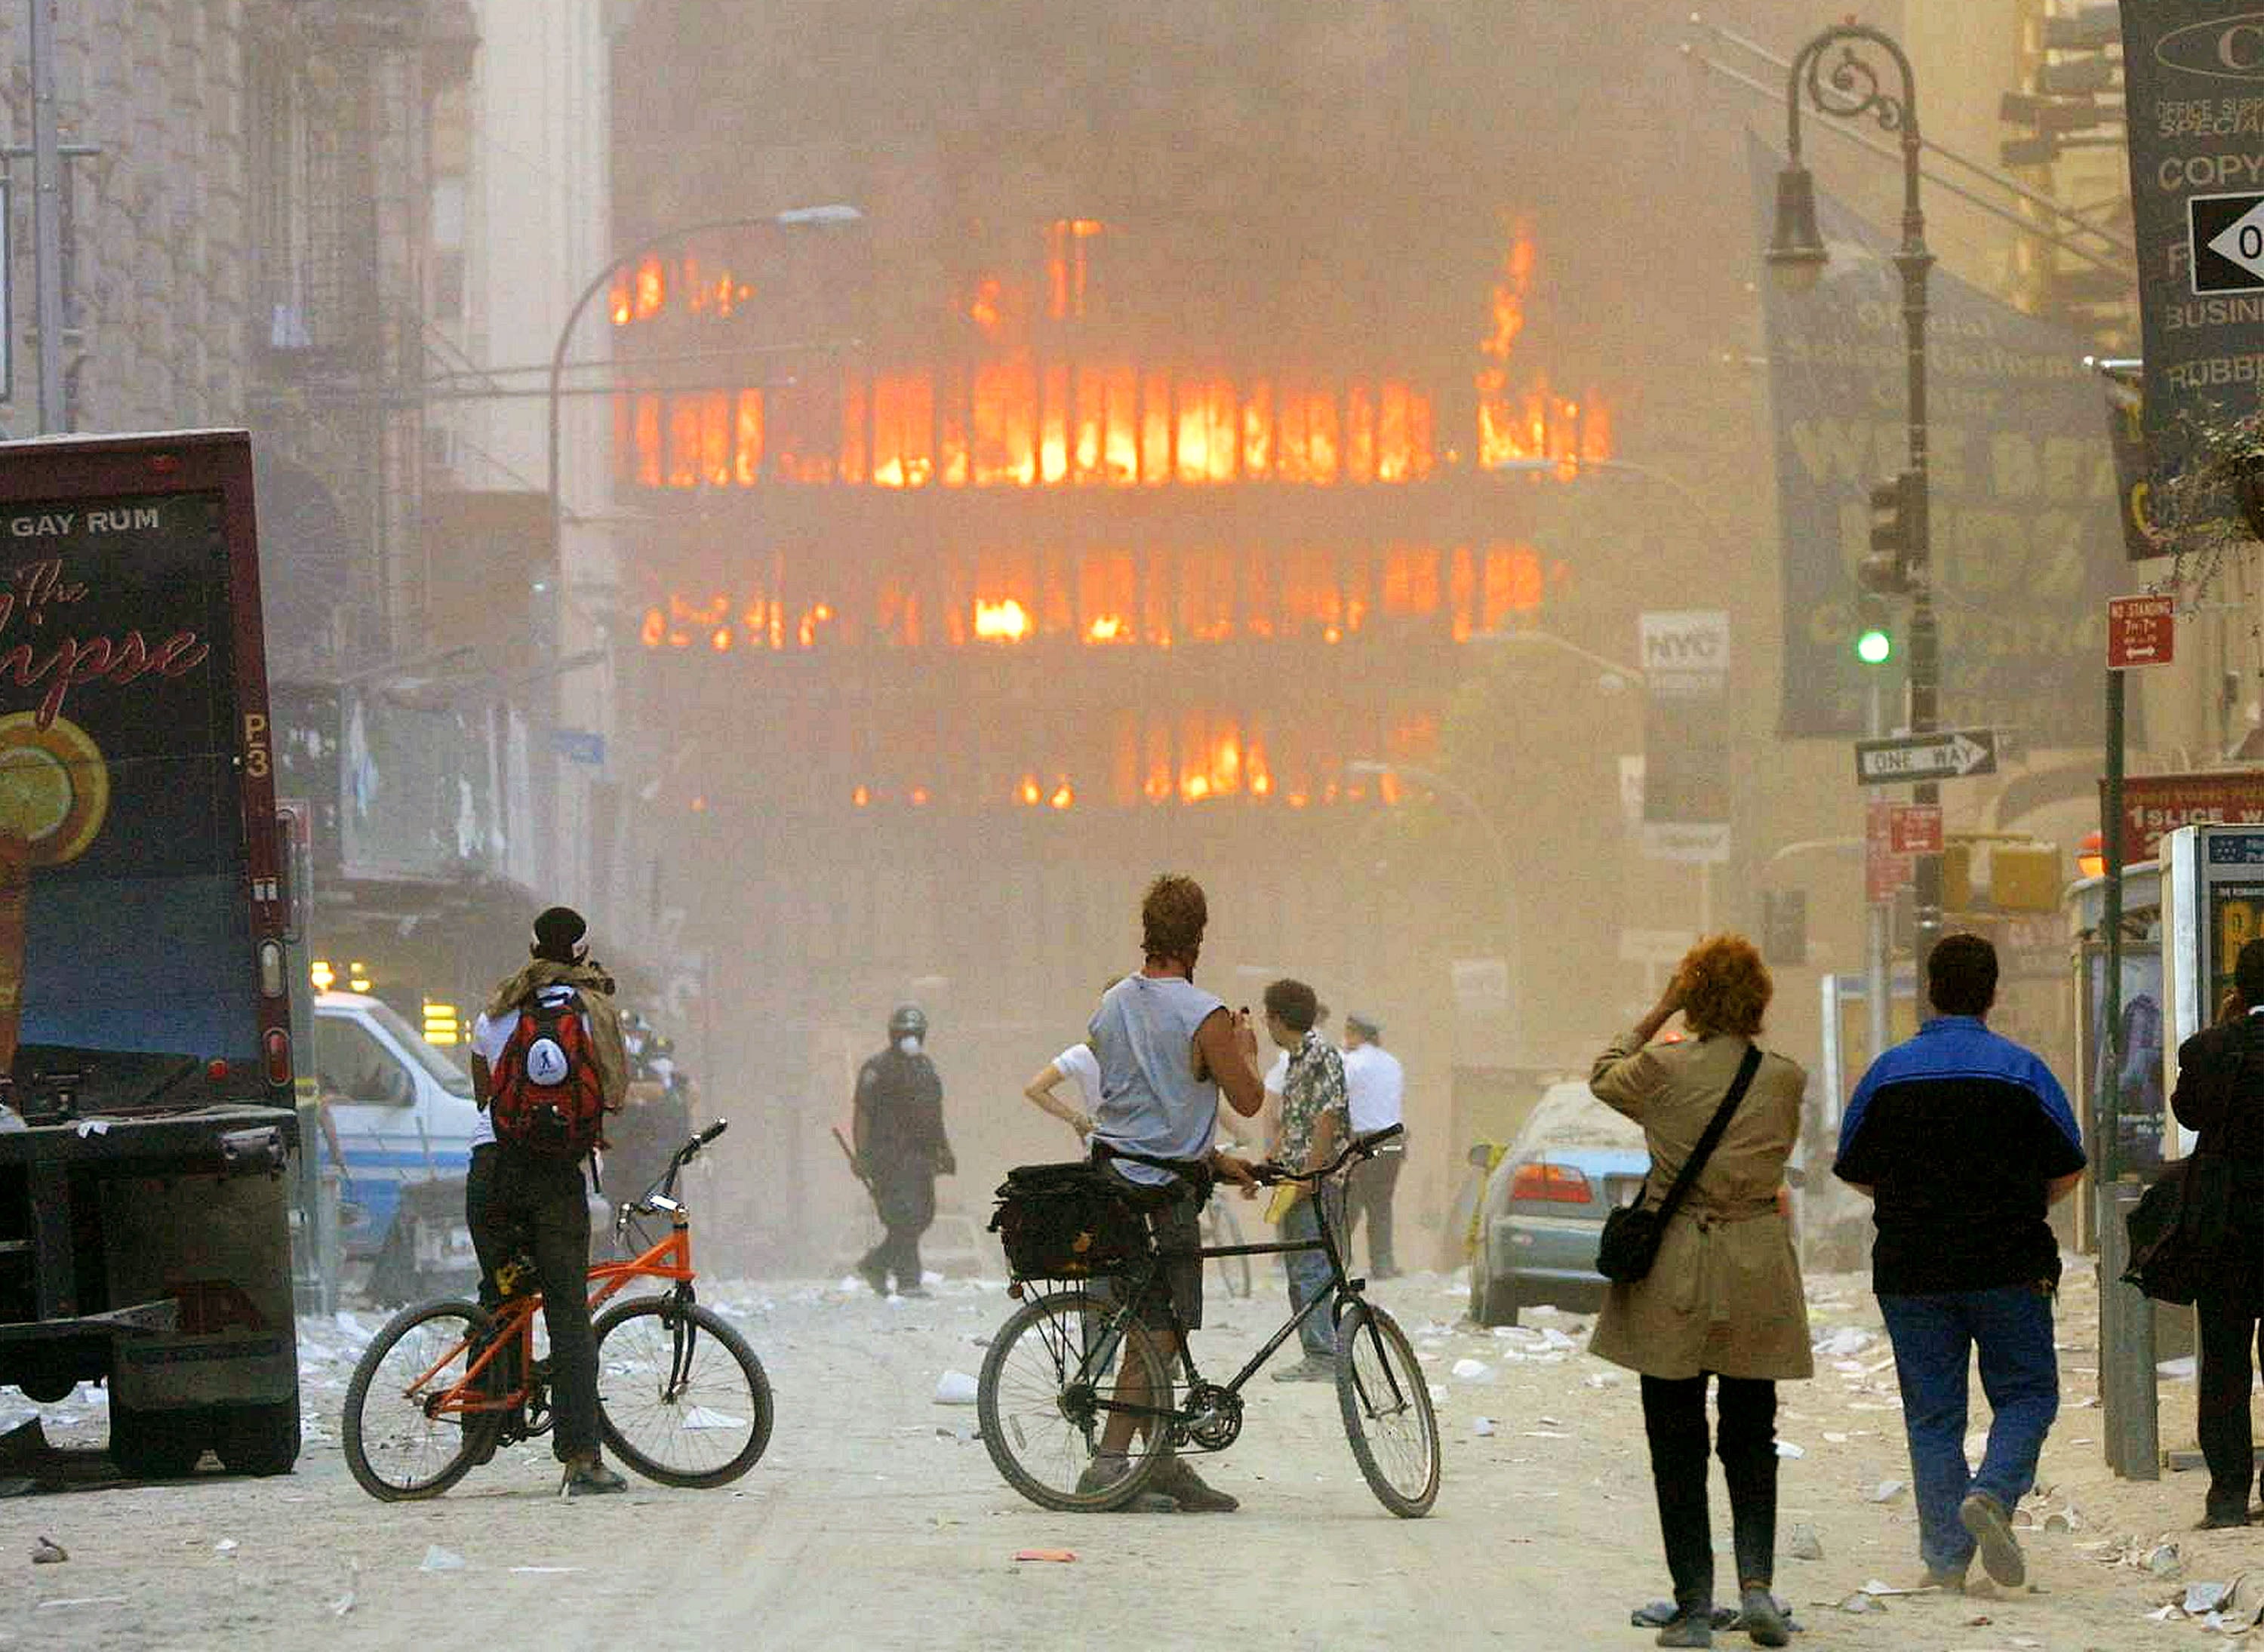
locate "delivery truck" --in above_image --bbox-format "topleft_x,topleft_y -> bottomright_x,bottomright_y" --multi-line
0,429 -> 300,1476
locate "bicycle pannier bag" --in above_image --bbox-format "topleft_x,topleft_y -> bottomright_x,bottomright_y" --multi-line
989,1163 -> 1148,1280
488,988 -> 608,1158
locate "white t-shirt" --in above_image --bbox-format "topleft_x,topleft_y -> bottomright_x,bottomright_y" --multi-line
1343,1042 -> 1405,1135
1050,1042 -> 1103,1113
1264,1049 -> 1289,1099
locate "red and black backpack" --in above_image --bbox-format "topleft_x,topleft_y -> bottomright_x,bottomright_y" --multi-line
488,987 -> 608,1158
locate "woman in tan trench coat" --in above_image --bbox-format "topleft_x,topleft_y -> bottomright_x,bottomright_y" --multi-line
1589,935 -> 1810,1650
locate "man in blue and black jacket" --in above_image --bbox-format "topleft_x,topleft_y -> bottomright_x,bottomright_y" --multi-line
1835,932 -> 2084,1593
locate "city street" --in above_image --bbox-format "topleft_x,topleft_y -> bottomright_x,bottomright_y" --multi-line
0,1260 -> 2231,1651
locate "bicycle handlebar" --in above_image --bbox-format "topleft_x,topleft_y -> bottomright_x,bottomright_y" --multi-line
1250,1122 -> 1403,1186
620,1119 -> 733,1222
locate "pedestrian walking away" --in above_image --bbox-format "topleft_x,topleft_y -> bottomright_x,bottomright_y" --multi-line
2170,936 -> 2264,1528
466,904 -> 634,1497
1835,932 -> 2084,1591
1079,872 -> 1266,1513
853,1004 -> 955,1298
1339,1011 -> 1405,1278
1263,978 -> 1349,1382
1589,934 -> 1809,1649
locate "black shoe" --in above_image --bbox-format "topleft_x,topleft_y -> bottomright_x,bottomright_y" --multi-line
2200,1508 -> 2251,1530
1737,1586 -> 1789,1648
856,1262 -> 888,1295
1654,1610 -> 1713,1648
1958,1491 -> 2026,1588
560,1457 -> 628,1497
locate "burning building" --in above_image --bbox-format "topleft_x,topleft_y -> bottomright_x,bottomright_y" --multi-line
605,4 -> 1632,1266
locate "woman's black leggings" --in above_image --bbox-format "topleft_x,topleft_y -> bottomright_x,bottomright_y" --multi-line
1640,1371 -> 1779,1614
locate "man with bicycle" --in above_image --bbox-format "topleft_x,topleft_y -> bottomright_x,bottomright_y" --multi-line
1081,872 -> 1267,1513
466,905 -> 632,1497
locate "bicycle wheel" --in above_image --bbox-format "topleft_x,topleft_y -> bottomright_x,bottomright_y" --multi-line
342,1300 -> 505,1502
1206,1198 -> 1254,1300
977,1287 -> 1174,1512
595,1297 -> 774,1488
1335,1302 -> 1439,1517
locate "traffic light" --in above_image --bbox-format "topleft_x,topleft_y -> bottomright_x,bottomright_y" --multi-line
1862,471 -> 1916,596
1853,594 -> 1895,666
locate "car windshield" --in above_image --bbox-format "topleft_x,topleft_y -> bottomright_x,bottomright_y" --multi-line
1513,1085 -> 1646,1158
361,998 -> 475,1098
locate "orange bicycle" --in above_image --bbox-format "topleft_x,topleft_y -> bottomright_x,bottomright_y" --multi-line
341,1121 -> 772,1500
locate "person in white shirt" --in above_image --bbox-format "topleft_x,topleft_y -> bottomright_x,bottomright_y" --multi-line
1022,980 -> 1121,1145
1340,1012 -> 1407,1278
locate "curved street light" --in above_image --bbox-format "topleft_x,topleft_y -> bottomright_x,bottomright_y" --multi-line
1763,23 -> 1942,977
1346,758 -> 1522,1019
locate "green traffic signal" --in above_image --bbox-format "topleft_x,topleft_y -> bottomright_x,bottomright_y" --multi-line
1855,625 -> 1893,666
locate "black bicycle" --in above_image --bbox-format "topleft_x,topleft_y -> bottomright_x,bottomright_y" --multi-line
977,1124 -> 1438,1518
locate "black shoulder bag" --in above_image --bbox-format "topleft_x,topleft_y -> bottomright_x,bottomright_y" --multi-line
2124,1024 -> 2253,1304
1595,1044 -> 1764,1285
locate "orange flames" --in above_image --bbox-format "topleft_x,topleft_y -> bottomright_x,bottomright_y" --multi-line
1473,217 -> 1610,475
637,542 -> 1559,654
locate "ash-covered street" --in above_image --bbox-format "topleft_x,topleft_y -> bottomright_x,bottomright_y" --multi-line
0,1261 -> 2235,1652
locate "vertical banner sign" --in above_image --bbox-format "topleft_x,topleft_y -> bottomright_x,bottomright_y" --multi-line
1749,136 -> 2121,741
1638,610 -> 1730,864
2102,369 -> 2159,560
2119,3 -> 2264,476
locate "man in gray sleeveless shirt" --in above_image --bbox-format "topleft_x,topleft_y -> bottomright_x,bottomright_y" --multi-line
1081,873 -> 1266,1513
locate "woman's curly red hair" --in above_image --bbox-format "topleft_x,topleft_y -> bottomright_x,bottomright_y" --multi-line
1677,934 -> 1771,1039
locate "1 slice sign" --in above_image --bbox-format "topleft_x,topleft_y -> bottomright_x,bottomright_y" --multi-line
2107,594 -> 2174,670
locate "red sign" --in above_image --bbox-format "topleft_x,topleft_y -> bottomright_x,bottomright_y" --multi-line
1866,800 -> 1912,904
2108,594 -> 2176,669
1890,803 -> 1944,855
2102,770 -> 2264,864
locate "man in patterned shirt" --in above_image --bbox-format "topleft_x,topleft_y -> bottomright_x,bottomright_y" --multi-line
1263,977 -> 1349,1381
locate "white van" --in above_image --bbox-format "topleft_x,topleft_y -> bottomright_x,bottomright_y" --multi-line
309,991 -> 482,1275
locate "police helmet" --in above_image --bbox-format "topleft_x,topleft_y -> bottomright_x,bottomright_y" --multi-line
888,1003 -> 928,1041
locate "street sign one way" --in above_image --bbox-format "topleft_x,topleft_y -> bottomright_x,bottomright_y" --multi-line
1853,728 -> 1998,786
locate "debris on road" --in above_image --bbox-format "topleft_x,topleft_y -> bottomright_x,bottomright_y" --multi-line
1787,1524 -> 1824,1561
420,1545 -> 467,1573
332,1560 -> 361,1618
1472,1417 -> 1495,1437
1865,1478 -> 1906,1503
1013,1549 -> 1075,1563
934,1371 -> 979,1404
31,1535 -> 66,1563
1448,1358 -> 1491,1382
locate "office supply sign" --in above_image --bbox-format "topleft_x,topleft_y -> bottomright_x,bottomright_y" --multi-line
2119,3 -> 2264,473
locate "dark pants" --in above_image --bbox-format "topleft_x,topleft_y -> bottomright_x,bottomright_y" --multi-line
1878,1286 -> 2059,1575
1342,1145 -> 1404,1275
466,1143 -> 600,1463
2198,1290 -> 2264,1518
1640,1372 -> 1779,1614
860,1167 -> 935,1291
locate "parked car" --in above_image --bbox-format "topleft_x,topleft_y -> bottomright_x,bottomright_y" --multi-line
1468,1081 -> 1648,1326
308,990 -> 492,1301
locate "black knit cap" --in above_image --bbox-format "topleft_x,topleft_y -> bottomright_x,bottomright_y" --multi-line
531,905 -> 589,963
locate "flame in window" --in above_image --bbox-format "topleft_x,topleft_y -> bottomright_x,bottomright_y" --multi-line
974,598 -> 1032,641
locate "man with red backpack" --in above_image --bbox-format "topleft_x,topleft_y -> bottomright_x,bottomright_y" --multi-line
466,906 -> 632,1495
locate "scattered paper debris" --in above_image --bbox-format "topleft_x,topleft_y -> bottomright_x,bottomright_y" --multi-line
934,1371 -> 979,1405
35,1596 -> 125,1610
1449,1358 -> 1493,1382
31,1536 -> 66,1564
1787,1524 -> 1823,1561
1866,1478 -> 1907,1503
214,1539 -> 238,1558
331,1560 -> 360,1618
2158,1355 -> 2198,1380
2148,1541 -> 2184,1579
1472,1417 -> 1496,1437
1522,1429 -> 1571,1439
1014,1549 -> 1076,1563
1835,1592 -> 1884,1614
420,1545 -> 467,1573
1774,1439 -> 1805,1459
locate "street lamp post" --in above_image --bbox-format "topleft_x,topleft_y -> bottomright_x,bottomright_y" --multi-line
542,202 -> 865,624
1346,758 -> 1522,1020
1765,23 -> 1943,977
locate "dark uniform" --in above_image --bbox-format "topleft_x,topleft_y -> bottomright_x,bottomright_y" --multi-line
854,1008 -> 953,1294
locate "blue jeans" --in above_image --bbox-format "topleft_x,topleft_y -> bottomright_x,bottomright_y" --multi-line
1878,1286 -> 2059,1574
1282,1190 -> 1339,1358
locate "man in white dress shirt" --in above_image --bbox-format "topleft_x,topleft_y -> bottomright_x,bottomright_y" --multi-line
1339,1012 -> 1405,1278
